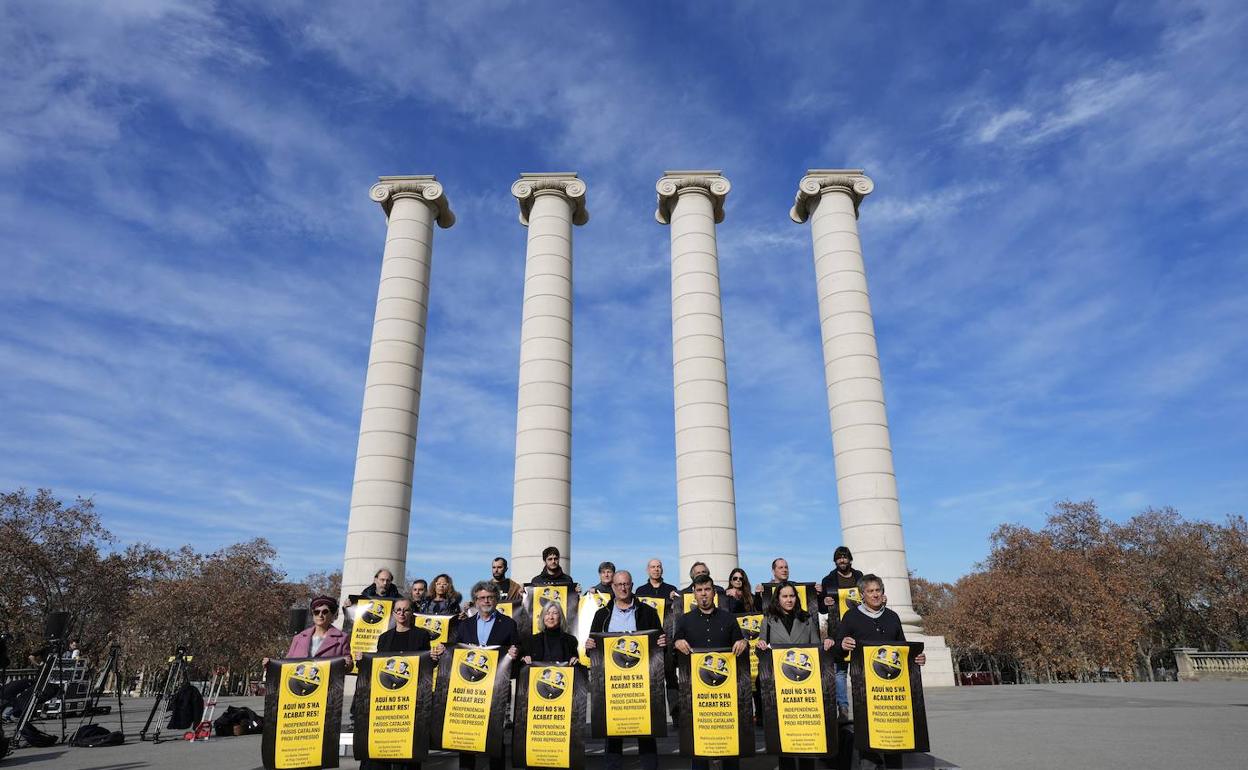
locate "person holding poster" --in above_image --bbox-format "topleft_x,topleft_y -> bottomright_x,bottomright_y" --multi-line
678,562 -> 741,613
586,570 -> 666,770
755,584 -> 835,770
530,546 -> 577,588
835,575 -> 924,665
819,546 -> 863,720
278,595 -> 351,669
521,602 -> 579,665
674,574 -> 748,770
588,561 -> 616,595
449,582 -> 520,770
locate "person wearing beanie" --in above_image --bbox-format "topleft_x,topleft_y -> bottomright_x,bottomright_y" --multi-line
819,546 -> 864,720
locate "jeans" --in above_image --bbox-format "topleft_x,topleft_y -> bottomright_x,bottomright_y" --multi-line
835,666 -> 848,708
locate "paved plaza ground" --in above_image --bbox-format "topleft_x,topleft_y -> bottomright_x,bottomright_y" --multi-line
4,681 -> 1246,770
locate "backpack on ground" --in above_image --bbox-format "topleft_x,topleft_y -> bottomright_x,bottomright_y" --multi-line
213,704 -> 263,736
69,723 -> 125,747
166,682 -> 204,730
20,722 -> 58,748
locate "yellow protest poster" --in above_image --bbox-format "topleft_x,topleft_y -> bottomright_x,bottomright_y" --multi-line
574,592 -> 612,665
349,598 -> 394,656
272,660 -> 332,769
524,666 -> 573,767
497,601 -> 516,618
603,634 -> 651,735
836,587 -> 861,620
636,596 -> 666,624
689,652 -> 738,756
771,647 -> 827,754
734,614 -> 763,686
412,613 -> 452,645
861,644 -> 916,750
440,647 -> 499,752
367,655 -> 420,760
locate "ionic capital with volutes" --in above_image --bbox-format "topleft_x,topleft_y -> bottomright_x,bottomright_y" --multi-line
370,175 -> 455,228
790,169 -> 874,223
511,172 -> 589,226
655,170 -> 732,225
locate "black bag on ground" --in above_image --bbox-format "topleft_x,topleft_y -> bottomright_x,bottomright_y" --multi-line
166,682 -> 204,729
70,723 -> 125,747
20,722 -> 58,748
213,704 -> 264,736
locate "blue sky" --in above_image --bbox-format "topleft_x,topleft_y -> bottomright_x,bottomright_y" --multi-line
2,1 -> 1245,593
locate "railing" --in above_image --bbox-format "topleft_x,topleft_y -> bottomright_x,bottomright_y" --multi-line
1172,648 -> 1248,681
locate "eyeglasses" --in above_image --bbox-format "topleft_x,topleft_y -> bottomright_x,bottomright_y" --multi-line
312,608 -> 332,616
393,607 -> 411,614
730,576 -> 744,583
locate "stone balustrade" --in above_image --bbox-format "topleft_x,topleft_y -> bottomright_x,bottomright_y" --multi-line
1173,648 -> 1248,680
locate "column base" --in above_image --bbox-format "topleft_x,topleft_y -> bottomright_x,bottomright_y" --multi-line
913,633 -> 956,687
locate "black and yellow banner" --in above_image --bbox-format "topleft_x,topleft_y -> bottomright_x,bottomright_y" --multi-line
734,613 -> 763,688
513,664 -> 589,769
575,592 -> 612,665
261,657 -> 345,770
850,641 -> 929,753
346,597 -> 394,656
351,651 -> 434,762
519,584 -> 578,637
758,582 -> 818,614
431,645 -> 514,756
677,648 -> 754,758
635,595 -> 667,625
757,645 -> 837,758
412,613 -> 455,645
587,630 -> 666,739
834,586 -> 862,622
497,600 -> 520,619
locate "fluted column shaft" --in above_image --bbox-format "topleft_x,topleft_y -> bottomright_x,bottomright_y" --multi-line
510,174 -> 588,581
342,176 -> 454,604
657,171 -> 739,584
791,170 -> 920,631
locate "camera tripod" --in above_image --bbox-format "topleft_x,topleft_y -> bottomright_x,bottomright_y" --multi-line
139,647 -> 192,743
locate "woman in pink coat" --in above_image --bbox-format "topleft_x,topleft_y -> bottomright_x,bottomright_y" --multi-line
284,595 -> 352,667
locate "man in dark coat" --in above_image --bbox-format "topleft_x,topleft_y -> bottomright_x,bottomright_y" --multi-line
450,582 -> 520,770
673,574 -> 747,770
819,545 -> 864,719
529,546 -> 577,588
836,574 -> 927,666
586,570 -> 666,770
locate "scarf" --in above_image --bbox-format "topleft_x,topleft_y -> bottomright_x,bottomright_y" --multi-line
858,603 -> 885,620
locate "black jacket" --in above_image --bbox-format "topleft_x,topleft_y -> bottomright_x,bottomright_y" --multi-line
451,612 -> 521,648
590,598 -> 663,634
520,630 -> 580,663
835,606 -> 905,647
375,626 -> 432,653
820,568 -> 864,616
530,569 -> 576,587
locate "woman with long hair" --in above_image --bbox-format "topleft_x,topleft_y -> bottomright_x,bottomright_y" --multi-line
756,583 -> 832,770
520,601 -> 579,665
425,573 -> 463,615
726,567 -> 756,612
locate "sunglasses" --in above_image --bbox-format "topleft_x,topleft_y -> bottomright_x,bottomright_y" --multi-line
393,607 -> 411,614
312,608 -> 333,616
730,576 -> 744,582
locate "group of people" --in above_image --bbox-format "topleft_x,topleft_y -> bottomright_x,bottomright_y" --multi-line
281,545 -> 925,770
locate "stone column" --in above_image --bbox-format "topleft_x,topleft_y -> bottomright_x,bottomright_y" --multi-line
341,175 -> 454,603
789,169 -> 922,629
656,171 -> 739,584
509,173 -> 588,582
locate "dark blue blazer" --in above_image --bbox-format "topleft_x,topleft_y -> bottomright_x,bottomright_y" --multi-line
451,611 -> 520,649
